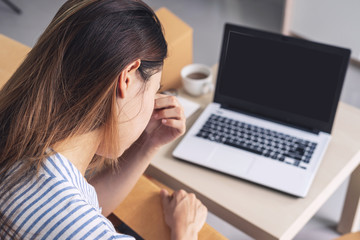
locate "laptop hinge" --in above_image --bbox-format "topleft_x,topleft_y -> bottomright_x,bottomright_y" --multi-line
221,104 -> 320,135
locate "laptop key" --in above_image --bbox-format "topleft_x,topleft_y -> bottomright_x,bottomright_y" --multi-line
223,140 -> 262,155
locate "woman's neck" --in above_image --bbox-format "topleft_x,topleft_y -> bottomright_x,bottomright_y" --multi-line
53,130 -> 102,176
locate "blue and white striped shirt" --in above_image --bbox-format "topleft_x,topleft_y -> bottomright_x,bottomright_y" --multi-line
1,152 -> 134,240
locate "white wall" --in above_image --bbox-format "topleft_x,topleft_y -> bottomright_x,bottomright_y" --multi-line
290,0 -> 360,60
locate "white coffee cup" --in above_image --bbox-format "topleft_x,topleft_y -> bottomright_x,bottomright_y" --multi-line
181,63 -> 214,97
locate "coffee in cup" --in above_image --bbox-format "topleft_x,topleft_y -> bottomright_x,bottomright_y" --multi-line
181,64 -> 213,97
186,72 -> 209,79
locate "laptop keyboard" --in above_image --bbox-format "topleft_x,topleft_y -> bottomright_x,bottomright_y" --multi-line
196,114 -> 317,169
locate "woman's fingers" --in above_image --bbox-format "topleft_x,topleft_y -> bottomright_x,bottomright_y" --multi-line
161,119 -> 186,135
154,94 -> 179,110
173,189 -> 188,201
153,94 -> 185,134
144,94 -> 186,147
161,189 -> 170,199
154,107 -> 183,120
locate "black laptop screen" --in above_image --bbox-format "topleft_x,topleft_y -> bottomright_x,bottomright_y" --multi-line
215,25 -> 350,133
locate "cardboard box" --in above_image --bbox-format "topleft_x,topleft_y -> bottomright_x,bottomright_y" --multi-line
155,7 -> 193,91
0,34 -> 30,88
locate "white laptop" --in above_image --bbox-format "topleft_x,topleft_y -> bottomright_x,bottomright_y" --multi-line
173,24 -> 351,197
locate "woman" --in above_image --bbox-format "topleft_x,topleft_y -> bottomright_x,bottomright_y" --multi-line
0,0 -> 207,239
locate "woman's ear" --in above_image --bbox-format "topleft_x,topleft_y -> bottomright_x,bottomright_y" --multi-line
117,59 -> 141,99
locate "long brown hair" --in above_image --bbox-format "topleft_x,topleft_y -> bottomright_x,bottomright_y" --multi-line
0,0 -> 167,237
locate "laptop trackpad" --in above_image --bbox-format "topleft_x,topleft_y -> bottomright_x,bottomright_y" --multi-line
209,147 -> 255,176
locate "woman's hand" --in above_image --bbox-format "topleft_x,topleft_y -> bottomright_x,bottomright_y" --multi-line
141,94 -> 186,149
161,189 -> 208,240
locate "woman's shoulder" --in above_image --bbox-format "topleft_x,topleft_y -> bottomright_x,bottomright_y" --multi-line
39,153 -> 100,205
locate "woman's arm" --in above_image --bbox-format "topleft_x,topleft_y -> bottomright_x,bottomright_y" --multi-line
88,136 -> 159,217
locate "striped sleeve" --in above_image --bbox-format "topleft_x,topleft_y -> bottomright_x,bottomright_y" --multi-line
3,176 -> 134,240
1,153 -> 135,240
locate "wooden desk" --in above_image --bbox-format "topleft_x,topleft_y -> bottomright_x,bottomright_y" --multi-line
145,67 -> 360,239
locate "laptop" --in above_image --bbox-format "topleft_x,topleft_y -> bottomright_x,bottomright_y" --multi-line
173,23 -> 351,197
